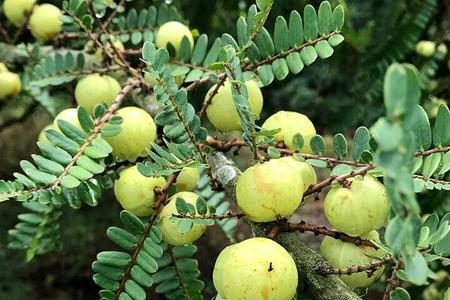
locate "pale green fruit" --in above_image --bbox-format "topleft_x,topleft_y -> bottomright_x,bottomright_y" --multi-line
215,294 -> 226,300
324,175 -> 389,237
444,287 -> 450,300
176,166 -> 200,192
75,74 -> 121,113
279,156 -> 316,204
53,108 -> 83,131
38,124 -> 55,145
29,4 -> 62,42
114,165 -> 166,217
206,79 -> 264,132
3,0 -> 36,26
105,107 -> 157,162
0,71 -> 21,101
158,191 -> 208,246
0,63 -> 8,73
155,21 -> 194,57
416,41 -> 436,57
320,230 -> 386,289
261,111 -> 316,153
213,237 -> 298,300
236,159 -> 304,222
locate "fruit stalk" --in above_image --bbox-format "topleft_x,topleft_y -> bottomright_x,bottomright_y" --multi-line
207,151 -> 360,300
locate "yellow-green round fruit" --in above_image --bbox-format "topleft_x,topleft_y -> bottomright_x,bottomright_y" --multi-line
324,175 -> 389,237
416,41 -> 436,57
279,156 -> 316,204
320,230 -> 386,289
156,21 -> 194,57
215,294 -> 226,300
213,237 -> 298,300
0,63 -> 8,73
38,124 -> 54,145
176,166 -> 200,192
75,74 -> 121,113
236,159 -> 304,222
29,4 -> 62,42
114,165 -> 166,217
3,0 -> 36,26
261,111 -> 316,153
206,80 -> 264,132
105,106 -> 157,162
0,71 -> 21,101
158,191 -> 208,246
53,108 -> 83,131
444,287 -> 450,300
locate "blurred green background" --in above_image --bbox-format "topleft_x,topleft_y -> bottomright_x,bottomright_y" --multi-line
0,0 -> 449,299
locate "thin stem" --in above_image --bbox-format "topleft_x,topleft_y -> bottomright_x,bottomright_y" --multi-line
103,0 -> 126,31
383,259 -> 402,300
168,245 -> 192,300
415,145 -> 450,156
172,212 -> 245,220
114,173 -> 179,300
318,256 -> 392,276
0,23 -> 11,43
12,3 -> 35,44
198,74 -> 227,118
413,175 -> 450,185
280,221 -> 378,248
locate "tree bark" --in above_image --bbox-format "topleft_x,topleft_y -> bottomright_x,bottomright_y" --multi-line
207,152 -> 361,300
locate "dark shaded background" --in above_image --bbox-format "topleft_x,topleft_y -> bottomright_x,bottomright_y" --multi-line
0,0 -> 449,299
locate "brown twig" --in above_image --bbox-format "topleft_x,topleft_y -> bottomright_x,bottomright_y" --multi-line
303,164 -> 374,197
413,175 -> 450,185
415,146 -> 450,156
172,212 -> 245,220
12,3 -> 36,44
280,221 -> 378,248
103,0 -> 126,31
114,172 -> 178,300
198,74 -> 227,118
0,23 -> 12,43
383,258 -> 402,300
318,256 -> 392,276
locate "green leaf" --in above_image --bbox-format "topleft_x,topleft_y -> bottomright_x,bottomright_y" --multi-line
191,34 -> 208,66
78,106 -> 94,132
300,46 -> 317,66
328,34 -> 344,46
384,63 -> 420,119
76,155 -> 105,174
315,40 -> 334,59
257,64 -> 274,86
101,123 -> 122,137
286,52 -> 304,74
402,251 -> 429,285
177,219 -> 193,233
31,154 -> 64,176
68,166 -> 93,180
352,126 -> 371,161
196,198 -> 208,215
333,133 -> 347,158
274,16 -> 289,52
331,164 -> 352,176
412,105 -> 432,150
422,153 -> 441,180
107,227 -> 138,251
292,133 -> 304,151
318,1 -> 333,35
288,10 -> 303,47
60,175 -> 81,189
272,58 -> 289,80
332,5 -> 345,31
305,159 -> 327,168
303,5 -> 318,41
125,279 -> 146,300
432,104 -> 450,147
120,210 -> 145,235
45,129 -> 80,154
267,146 -> 281,159
310,135 -> 325,155
255,27 -> 274,58
390,288 -> 411,300
22,168 -> 57,185
256,0 -> 272,10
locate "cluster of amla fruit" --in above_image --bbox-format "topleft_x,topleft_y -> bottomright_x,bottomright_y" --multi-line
3,0 -> 63,42
204,75 -> 390,293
